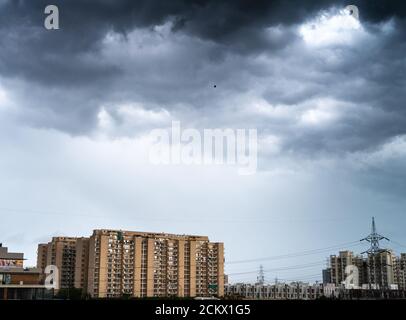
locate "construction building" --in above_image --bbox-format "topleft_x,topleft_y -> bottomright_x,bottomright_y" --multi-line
323,218 -> 403,290
394,254 -> 406,290
367,250 -> 396,289
324,251 -> 368,287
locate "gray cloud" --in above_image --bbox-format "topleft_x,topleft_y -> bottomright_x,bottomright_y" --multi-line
1,1 -> 406,276
2,0 -> 403,87
0,1 -> 405,186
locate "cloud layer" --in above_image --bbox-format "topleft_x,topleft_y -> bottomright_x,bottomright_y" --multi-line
0,1 -> 406,279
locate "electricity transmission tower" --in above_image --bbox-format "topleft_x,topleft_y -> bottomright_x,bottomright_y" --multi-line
257,265 -> 265,285
360,217 -> 390,290
360,217 -> 390,255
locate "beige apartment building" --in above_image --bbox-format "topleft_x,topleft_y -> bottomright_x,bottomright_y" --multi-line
37,236 -> 89,290
324,249 -> 401,289
37,229 -> 224,298
367,250 -> 396,288
329,251 -> 354,286
394,254 -> 406,290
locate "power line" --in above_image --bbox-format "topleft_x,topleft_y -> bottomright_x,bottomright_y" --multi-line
227,241 -> 361,264
266,273 -> 322,283
390,240 -> 406,249
0,207 -> 353,224
229,260 -> 325,276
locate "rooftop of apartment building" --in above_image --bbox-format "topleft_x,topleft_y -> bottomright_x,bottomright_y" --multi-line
37,236 -> 91,246
0,267 -> 42,274
51,236 -> 89,242
0,243 -> 24,261
92,229 -> 212,242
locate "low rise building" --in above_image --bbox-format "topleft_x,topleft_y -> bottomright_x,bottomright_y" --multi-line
225,282 -> 324,300
0,244 -> 49,300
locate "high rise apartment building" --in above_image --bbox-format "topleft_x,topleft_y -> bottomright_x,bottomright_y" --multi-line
324,249 -> 401,289
37,229 -> 224,298
74,237 -> 90,290
329,251 -> 355,286
394,254 -> 406,290
367,251 -> 396,288
37,237 -> 89,290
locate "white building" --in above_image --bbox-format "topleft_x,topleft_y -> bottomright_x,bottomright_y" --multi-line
225,282 -> 325,300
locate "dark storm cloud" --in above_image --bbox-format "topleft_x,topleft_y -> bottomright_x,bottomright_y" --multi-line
0,0 -> 406,151
1,1 -> 406,261
0,0 -> 341,86
353,0 -> 406,22
1,0 -> 405,84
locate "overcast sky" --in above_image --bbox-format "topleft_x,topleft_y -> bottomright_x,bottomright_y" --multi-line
1,0 -> 406,283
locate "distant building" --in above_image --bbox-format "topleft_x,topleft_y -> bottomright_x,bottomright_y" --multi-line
353,255 -> 368,286
0,243 -> 49,300
329,251 -> 360,286
394,254 -> 406,290
225,282 -> 406,300
322,268 -> 331,284
225,282 -> 325,300
367,250 -> 396,289
0,243 -> 24,268
37,236 -> 89,290
325,249 -> 403,289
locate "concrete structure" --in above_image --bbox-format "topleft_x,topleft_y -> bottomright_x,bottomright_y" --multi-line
74,237 -> 90,290
0,243 -> 24,268
367,250 -> 396,289
394,254 -> 406,290
37,229 -> 225,298
225,282 -> 406,300
329,251 -> 356,286
0,266 -> 50,300
325,249 -> 402,289
225,282 -> 325,300
0,244 -> 49,300
37,236 -> 88,290
322,268 -> 331,284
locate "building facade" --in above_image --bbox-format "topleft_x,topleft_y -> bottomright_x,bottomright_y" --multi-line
0,243 -> 24,268
367,251 -> 396,289
1,244 -> 49,300
394,254 -> 406,290
324,249 -> 401,289
225,282 -> 406,300
37,229 -> 225,298
225,282 -> 325,300
329,251 -> 355,286
37,236 -> 88,290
